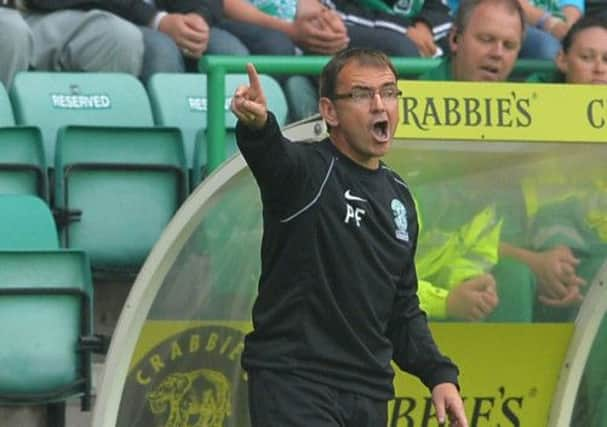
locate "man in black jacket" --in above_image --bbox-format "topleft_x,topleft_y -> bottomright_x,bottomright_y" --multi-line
0,0 -> 143,89
231,48 -> 468,426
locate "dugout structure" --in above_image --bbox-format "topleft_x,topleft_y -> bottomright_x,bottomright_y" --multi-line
92,62 -> 606,427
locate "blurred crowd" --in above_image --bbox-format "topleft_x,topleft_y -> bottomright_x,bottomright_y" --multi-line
1,0 -> 606,121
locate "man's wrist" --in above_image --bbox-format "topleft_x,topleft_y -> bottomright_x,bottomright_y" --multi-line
413,19 -> 432,33
535,11 -> 551,29
151,11 -> 168,30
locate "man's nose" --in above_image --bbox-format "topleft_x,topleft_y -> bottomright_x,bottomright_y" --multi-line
488,42 -> 505,57
594,58 -> 607,73
370,92 -> 386,110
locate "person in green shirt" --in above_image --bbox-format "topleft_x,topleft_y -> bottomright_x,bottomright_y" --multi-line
523,16 -> 607,316
221,0 -> 454,120
414,0 -> 539,323
416,0 -> 593,324
526,15 -> 607,427
420,0 -> 525,82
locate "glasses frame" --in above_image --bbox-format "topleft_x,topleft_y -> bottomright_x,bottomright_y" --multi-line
332,86 -> 403,103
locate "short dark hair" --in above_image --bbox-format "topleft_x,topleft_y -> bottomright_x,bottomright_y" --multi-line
562,14 -> 607,53
319,48 -> 398,100
453,0 -> 525,37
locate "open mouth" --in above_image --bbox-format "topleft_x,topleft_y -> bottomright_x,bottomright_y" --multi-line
371,119 -> 390,142
479,65 -> 500,80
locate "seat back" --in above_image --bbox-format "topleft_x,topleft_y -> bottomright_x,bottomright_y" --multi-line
0,250 -> 93,404
147,73 -> 206,167
10,72 -> 154,161
0,82 -> 15,125
147,73 -> 288,186
0,127 -> 48,200
54,126 -> 187,274
0,194 -> 58,249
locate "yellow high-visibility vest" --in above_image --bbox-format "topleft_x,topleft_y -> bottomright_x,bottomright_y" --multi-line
416,205 -> 503,319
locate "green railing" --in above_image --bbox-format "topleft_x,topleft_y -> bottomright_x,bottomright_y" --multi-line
198,55 -> 555,173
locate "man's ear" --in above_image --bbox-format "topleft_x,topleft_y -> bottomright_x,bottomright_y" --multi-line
319,97 -> 339,128
449,29 -> 459,54
555,50 -> 568,74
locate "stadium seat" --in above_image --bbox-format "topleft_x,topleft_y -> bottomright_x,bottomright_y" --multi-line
54,126 -> 187,275
0,127 -> 48,200
0,194 -> 58,249
0,82 -> 15,125
10,72 -> 154,161
146,73 -> 288,187
0,249 -> 96,424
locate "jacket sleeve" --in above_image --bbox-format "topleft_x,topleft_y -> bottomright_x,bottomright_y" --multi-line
326,0 -> 412,33
413,0 -> 452,38
235,112 -> 308,211
156,0 -> 223,26
417,279 -> 449,319
386,197 -> 460,391
24,0 -> 157,25
326,0 -> 452,37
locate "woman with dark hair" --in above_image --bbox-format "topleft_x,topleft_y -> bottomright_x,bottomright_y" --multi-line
529,14 -> 607,82
526,16 -> 607,427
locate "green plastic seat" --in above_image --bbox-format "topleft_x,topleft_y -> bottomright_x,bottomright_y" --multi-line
147,73 -> 288,187
0,127 -> 48,200
0,82 -> 15,126
0,249 -> 95,412
54,126 -> 187,275
0,194 -> 58,249
10,72 -> 154,161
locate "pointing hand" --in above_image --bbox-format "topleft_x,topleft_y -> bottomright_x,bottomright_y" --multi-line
230,63 -> 268,129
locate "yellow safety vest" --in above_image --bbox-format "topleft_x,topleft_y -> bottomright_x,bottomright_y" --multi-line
416,205 -> 503,319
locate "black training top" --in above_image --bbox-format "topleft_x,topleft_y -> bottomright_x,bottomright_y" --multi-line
238,113 -> 459,399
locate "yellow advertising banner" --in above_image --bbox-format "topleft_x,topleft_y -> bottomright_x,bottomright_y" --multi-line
124,321 -> 572,427
390,323 -> 572,427
395,81 -> 607,143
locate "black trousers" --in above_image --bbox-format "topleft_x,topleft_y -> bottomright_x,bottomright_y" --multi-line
247,369 -> 388,427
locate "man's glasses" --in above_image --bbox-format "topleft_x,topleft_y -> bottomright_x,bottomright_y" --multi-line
333,86 -> 402,103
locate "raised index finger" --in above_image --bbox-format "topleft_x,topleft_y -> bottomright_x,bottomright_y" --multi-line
247,63 -> 262,93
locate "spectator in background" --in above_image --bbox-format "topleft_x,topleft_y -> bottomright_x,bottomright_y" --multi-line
0,0 -> 143,89
516,0 -> 583,60
221,0 -> 452,59
416,0 -> 601,324
221,0 -> 349,57
19,0 -> 253,83
219,0 -> 453,120
445,0 -> 583,60
415,0 -> 581,323
523,16 -> 607,316
525,16 -> 607,426
0,3 -> 30,89
323,0 -> 453,58
529,14 -> 607,82
136,0 -> 253,82
420,0 -> 524,81
221,0 -> 350,120
412,184 -> 538,322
